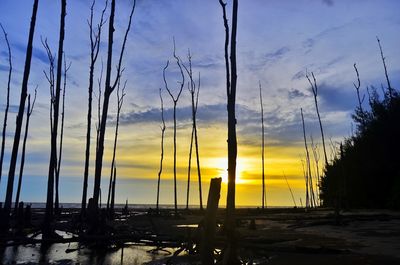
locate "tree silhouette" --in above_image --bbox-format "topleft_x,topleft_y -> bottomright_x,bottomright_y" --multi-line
55,55 -> 70,214
0,24 -> 12,187
14,89 -> 37,214
3,0 -> 38,227
107,79 -> 126,214
321,80 -> 400,209
163,39 -> 185,216
182,51 -> 203,211
43,0 -> 66,235
218,0 -> 239,263
92,0 -> 136,211
81,0 -> 107,216
306,72 -> 328,166
156,87 -> 166,213
259,81 -> 266,209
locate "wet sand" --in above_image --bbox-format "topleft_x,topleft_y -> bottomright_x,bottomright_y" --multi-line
1,207 -> 400,264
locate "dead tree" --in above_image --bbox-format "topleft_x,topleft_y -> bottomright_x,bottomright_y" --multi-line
301,109 -> 315,208
96,61 -> 104,151
259,81 -> 266,209
156,88 -> 166,213
306,72 -> 328,167
310,135 -> 321,206
377,37 -> 393,100
92,0 -> 136,211
183,51 -> 203,210
14,89 -> 37,213
163,39 -> 185,216
110,164 -> 116,217
218,0 -> 239,264
0,24 -> 12,186
44,0 -> 66,234
82,0 -> 107,215
107,79 -> 126,212
3,0 -> 38,222
300,157 -> 309,208
55,55 -> 70,214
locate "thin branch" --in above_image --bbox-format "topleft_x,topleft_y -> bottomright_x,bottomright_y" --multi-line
376,36 -> 392,100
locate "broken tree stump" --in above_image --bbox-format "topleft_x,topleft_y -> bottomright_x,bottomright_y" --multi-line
200,177 -> 222,265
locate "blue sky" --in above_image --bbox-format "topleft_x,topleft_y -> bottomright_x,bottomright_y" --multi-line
0,0 -> 399,206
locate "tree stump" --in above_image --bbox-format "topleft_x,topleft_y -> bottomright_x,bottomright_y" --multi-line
200,177 -> 222,265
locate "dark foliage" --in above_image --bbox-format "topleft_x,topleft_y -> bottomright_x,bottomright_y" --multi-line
320,88 -> 400,209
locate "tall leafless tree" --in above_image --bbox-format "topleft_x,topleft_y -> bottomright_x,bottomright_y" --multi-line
156,88 -> 166,213
3,0 -> 38,222
306,72 -> 328,167
14,89 -> 37,213
107,79 -> 126,211
163,39 -> 185,216
43,0 -> 66,234
92,0 -> 136,210
300,157 -> 309,208
183,51 -> 203,210
300,108 -> 312,207
218,0 -> 239,263
310,135 -> 321,206
81,0 -> 107,215
301,108 -> 315,208
110,164 -> 116,216
259,81 -> 266,209
55,55 -> 70,214
0,24 -> 12,186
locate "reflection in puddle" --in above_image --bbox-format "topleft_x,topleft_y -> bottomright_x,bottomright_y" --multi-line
1,242 -> 177,265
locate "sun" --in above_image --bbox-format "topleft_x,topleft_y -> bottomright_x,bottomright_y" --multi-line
216,157 -> 246,184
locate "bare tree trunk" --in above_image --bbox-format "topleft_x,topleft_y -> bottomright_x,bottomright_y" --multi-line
55,55 -> 70,215
300,158 -> 309,208
156,88 -> 166,213
93,0 -> 135,210
183,53 -> 203,210
107,80 -> 125,211
306,72 -> 328,167
306,144 -> 316,207
218,0 -> 239,263
0,24 -> 12,187
186,127 -> 194,210
82,0 -> 107,216
14,90 -> 37,213
259,81 -> 266,209
310,135 -> 321,206
3,0 -> 38,225
301,109 -> 312,209
44,0 -> 66,235
110,165 -> 116,217
163,40 -> 185,216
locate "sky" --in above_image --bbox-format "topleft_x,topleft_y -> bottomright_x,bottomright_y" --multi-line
0,0 -> 399,207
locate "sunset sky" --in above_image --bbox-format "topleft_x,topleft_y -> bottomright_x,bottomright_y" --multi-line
0,0 -> 399,207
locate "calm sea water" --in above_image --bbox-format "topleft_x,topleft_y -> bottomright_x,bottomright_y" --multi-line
21,202 -> 288,209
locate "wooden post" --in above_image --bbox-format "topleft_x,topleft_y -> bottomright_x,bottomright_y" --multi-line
200,177 -> 222,265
